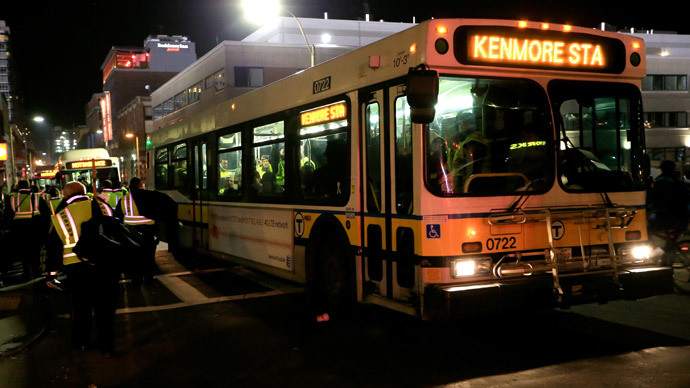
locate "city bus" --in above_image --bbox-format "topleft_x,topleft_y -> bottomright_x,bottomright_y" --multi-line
32,164 -> 59,188
57,148 -> 121,191
147,18 -> 672,319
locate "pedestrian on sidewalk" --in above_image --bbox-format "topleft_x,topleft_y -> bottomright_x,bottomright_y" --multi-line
46,181 -> 119,357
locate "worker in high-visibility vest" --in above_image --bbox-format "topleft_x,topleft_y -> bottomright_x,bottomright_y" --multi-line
98,179 -> 125,210
5,180 -> 51,281
115,177 -> 157,284
46,186 -> 64,215
46,181 -> 118,355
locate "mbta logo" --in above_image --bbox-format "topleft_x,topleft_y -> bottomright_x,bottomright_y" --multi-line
551,221 -> 565,240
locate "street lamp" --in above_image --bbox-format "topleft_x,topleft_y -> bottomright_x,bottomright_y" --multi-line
243,0 -> 315,67
125,132 -> 139,179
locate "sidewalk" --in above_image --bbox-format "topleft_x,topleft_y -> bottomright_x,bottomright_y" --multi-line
0,267 -> 52,358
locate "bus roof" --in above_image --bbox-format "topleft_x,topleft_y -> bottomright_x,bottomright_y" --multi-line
59,148 -> 111,164
150,18 -> 646,148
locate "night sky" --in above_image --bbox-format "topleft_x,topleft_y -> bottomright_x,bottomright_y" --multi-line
1,0 -> 688,137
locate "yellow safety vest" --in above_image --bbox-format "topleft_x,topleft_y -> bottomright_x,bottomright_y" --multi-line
11,191 -> 40,219
48,197 -> 63,215
50,198 -> 93,266
99,189 -> 124,209
122,192 -> 154,225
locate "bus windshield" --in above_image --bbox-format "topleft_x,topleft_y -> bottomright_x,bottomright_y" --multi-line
425,76 -> 553,196
60,167 -> 120,190
549,80 -> 646,192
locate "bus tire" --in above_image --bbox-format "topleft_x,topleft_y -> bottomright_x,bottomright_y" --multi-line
313,234 -> 354,318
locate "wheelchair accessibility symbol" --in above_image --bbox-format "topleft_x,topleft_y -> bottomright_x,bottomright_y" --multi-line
426,224 -> 441,239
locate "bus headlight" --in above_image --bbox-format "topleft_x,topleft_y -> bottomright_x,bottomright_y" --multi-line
451,258 -> 492,278
631,245 -> 651,260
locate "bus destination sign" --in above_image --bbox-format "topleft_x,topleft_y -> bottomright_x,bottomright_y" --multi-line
300,102 -> 347,126
454,26 -> 626,73
66,159 -> 112,169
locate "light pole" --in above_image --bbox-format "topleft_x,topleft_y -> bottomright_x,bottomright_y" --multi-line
243,0 -> 315,67
125,132 -> 139,179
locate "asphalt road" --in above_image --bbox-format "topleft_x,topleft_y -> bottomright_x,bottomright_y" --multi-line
1,250 -> 689,388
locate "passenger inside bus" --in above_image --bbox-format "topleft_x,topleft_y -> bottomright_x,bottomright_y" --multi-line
255,155 -> 280,195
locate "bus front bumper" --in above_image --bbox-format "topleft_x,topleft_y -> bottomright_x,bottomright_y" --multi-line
422,266 -> 673,320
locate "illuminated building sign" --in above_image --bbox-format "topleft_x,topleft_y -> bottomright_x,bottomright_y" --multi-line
157,43 -> 189,52
100,92 -> 113,143
66,159 -> 112,169
0,143 -> 7,161
301,102 -> 347,126
454,26 -> 626,73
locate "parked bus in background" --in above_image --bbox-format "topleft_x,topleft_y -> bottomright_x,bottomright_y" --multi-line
147,18 -> 672,319
57,148 -> 121,192
32,164 -> 59,189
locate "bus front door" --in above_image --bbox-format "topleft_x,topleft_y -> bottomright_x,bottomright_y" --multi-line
360,85 -> 419,315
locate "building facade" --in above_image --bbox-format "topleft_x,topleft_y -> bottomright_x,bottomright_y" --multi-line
99,35 -> 197,159
629,30 -> 690,174
114,96 -> 151,181
151,17 -> 415,132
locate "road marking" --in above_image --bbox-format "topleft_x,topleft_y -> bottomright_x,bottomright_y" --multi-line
157,275 -> 207,302
115,287 -> 303,314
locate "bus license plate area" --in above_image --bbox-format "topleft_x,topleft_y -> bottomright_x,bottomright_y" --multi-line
554,248 -> 572,262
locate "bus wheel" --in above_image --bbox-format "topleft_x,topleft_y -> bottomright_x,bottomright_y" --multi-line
314,235 -> 352,317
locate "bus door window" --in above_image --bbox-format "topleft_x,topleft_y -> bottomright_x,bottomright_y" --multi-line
155,148 -> 169,189
364,98 -> 384,283
218,131 -> 242,198
365,102 -> 382,213
252,120 -> 285,197
394,96 -> 413,215
192,142 -> 208,192
171,143 -> 189,195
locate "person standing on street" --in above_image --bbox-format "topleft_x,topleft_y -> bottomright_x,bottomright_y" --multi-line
115,177 -> 157,284
46,181 -> 119,356
6,180 -> 51,281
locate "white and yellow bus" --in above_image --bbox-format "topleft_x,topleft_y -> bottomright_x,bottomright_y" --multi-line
58,148 -> 122,191
32,164 -> 59,188
148,18 -> 672,318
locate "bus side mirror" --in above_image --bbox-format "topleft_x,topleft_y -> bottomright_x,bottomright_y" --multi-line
406,66 -> 439,124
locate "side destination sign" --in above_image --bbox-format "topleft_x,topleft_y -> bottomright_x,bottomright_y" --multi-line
300,102 -> 347,126
66,159 -> 113,169
454,26 -> 626,73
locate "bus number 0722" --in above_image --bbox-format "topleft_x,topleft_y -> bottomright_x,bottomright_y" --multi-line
485,236 -> 517,251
